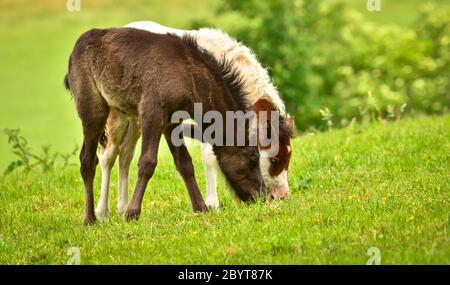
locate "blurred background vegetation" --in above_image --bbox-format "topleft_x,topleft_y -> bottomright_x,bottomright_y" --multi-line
0,0 -> 449,168
194,0 -> 450,131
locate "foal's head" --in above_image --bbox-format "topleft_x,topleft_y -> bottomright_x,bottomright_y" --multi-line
252,99 -> 295,201
213,145 -> 265,202
259,116 -> 294,201
181,34 -> 266,202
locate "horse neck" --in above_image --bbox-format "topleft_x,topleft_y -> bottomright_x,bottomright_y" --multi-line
193,76 -> 251,149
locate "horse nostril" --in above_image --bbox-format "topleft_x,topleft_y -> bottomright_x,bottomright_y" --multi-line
270,188 -> 289,201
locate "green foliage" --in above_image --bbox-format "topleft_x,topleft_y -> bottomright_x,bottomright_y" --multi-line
201,0 -> 450,130
3,129 -> 78,175
3,129 -> 34,175
61,145 -> 80,168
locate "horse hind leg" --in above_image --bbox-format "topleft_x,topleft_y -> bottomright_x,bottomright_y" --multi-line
95,111 -> 129,221
71,77 -> 109,225
117,117 -> 140,216
95,144 -> 118,221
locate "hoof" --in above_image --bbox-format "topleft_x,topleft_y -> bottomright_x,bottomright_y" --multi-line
83,214 -> 97,226
95,208 -> 109,222
206,204 -> 220,212
117,204 -> 127,216
193,202 -> 209,213
124,207 -> 141,222
205,199 -> 220,212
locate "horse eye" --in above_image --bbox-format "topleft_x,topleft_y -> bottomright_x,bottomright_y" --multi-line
270,157 -> 279,164
249,157 -> 258,167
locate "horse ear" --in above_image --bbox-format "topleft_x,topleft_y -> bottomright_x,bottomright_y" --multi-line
286,116 -> 295,131
285,116 -> 297,138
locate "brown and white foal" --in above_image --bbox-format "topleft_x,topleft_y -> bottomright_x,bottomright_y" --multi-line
92,21 -> 294,218
92,22 -> 295,219
65,28 -> 266,225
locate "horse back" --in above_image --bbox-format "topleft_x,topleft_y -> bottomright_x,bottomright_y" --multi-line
68,28 -> 198,115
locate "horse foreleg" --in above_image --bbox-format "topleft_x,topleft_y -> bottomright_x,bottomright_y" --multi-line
201,143 -> 220,211
125,113 -> 163,221
165,125 -> 207,212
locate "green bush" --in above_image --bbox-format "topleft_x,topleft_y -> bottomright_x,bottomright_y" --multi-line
195,0 -> 450,130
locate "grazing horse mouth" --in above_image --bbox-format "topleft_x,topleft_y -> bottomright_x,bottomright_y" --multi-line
241,185 -> 266,202
267,187 -> 289,201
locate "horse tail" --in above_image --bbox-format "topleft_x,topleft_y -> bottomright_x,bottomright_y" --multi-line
64,53 -> 72,93
64,73 -> 70,91
99,129 -> 108,149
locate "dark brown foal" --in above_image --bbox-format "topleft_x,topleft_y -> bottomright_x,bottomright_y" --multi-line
65,28 -> 265,225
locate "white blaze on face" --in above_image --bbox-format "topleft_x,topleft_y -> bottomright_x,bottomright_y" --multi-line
259,150 -> 290,200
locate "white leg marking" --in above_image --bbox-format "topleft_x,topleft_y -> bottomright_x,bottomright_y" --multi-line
117,120 -> 139,216
202,143 -> 220,211
95,144 -> 119,221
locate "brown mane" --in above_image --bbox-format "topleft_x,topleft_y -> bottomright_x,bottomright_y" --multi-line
180,34 -> 249,112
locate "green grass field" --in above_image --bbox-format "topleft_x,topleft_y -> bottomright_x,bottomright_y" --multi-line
0,0 -> 449,264
0,116 -> 449,264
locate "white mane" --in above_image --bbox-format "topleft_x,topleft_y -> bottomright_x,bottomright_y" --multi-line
126,21 -> 286,115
